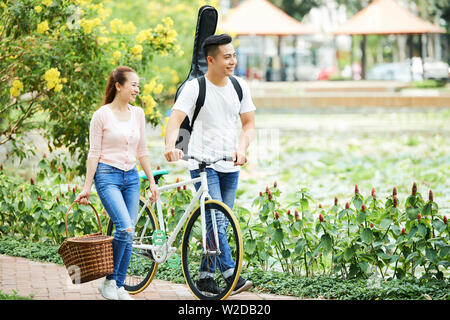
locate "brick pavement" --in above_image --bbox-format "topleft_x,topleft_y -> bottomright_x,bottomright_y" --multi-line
0,255 -> 299,300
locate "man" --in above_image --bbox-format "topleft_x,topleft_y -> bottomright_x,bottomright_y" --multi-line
164,34 -> 255,295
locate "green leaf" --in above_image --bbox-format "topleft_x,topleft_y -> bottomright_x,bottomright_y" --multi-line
272,229 -> 284,243
295,238 -> 307,254
320,234 -> 332,252
406,207 -> 419,220
406,252 -> 419,262
361,228 -> 373,243
344,246 -> 355,261
356,211 -> 366,224
425,248 -> 438,263
380,218 -> 393,229
246,239 -> 256,254
281,249 -> 291,258
417,224 -> 428,237
353,198 -> 362,211
432,219 -> 446,233
293,220 -> 303,232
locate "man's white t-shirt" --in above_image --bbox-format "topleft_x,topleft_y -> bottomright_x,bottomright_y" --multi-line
172,76 -> 256,172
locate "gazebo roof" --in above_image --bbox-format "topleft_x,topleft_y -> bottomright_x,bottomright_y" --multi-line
331,0 -> 446,35
219,0 -> 314,36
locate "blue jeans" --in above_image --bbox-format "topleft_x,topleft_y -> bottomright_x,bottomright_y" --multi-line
94,162 -> 140,288
190,168 -> 239,280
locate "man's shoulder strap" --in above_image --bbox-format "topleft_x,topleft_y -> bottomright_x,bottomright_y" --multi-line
190,75 -> 206,126
229,76 -> 243,102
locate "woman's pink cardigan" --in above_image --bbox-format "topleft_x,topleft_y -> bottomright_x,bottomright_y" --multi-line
87,104 -> 150,171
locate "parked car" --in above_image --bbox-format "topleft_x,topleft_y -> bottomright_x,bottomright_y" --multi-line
423,59 -> 450,80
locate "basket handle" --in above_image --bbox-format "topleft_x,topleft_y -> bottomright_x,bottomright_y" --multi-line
64,201 -> 103,239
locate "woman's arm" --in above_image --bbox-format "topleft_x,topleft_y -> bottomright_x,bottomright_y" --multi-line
75,157 -> 99,204
139,155 -> 159,203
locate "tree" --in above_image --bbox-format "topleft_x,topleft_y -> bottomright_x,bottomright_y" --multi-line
269,0 -> 323,21
0,0 -> 178,174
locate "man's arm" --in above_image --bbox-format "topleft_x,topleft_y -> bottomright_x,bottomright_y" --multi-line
234,111 -> 255,166
164,109 -> 186,162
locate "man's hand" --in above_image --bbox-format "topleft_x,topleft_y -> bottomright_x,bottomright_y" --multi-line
164,148 -> 184,162
233,151 -> 247,166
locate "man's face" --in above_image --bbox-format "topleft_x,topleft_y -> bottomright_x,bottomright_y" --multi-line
210,43 -> 237,77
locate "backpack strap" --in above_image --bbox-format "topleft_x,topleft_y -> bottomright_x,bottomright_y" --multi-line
190,75 -> 206,127
229,76 -> 243,102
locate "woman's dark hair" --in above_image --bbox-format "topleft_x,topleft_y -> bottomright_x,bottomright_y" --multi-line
202,33 -> 232,59
102,66 -> 137,105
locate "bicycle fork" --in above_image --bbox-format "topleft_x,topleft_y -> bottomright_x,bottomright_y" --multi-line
199,171 -> 221,257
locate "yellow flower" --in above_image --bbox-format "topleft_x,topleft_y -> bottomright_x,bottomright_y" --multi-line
110,18 -> 123,34
143,79 -> 157,95
153,83 -> 163,95
160,116 -> 169,137
10,87 -> 20,97
43,67 -> 63,91
12,80 -> 24,91
177,50 -> 184,57
37,20 -> 49,34
142,95 -> 156,114
136,28 -> 152,43
130,44 -> 143,56
122,22 -> 136,35
155,24 -> 164,33
42,0 -> 53,6
162,17 -> 174,28
34,6 -> 42,13
112,51 -> 121,60
97,36 -> 109,45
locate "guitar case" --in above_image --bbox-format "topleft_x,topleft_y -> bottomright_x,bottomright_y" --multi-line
173,5 -> 218,153
174,5 -> 218,101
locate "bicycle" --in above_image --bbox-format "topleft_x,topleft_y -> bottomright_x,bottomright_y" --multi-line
106,155 -> 244,300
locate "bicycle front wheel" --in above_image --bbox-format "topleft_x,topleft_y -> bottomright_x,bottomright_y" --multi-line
181,200 -> 243,300
106,197 -> 159,294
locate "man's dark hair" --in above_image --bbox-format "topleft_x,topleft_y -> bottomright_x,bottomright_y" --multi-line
202,34 -> 232,59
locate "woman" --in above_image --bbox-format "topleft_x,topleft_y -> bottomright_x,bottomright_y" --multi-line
75,66 -> 159,300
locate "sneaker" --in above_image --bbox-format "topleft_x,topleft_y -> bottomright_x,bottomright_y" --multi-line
196,277 -> 223,296
98,278 -> 118,300
117,286 -> 135,300
226,276 -> 252,295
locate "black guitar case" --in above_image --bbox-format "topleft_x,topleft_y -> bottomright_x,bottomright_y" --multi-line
174,5 -> 218,101
174,5 -> 218,154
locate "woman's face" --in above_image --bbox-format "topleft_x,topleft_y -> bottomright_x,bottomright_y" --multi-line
116,72 -> 140,103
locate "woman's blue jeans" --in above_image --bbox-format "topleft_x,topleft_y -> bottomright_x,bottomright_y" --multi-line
94,162 -> 140,288
190,168 -> 239,280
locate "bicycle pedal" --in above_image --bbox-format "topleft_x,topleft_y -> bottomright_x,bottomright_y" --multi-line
152,230 -> 166,246
167,253 -> 180,268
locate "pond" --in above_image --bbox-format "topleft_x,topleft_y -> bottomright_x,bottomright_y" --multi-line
146,107 -> 450,216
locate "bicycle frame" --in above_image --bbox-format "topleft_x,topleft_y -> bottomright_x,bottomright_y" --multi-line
133,170 -> 222,263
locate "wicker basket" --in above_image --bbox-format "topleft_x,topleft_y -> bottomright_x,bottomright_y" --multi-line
58,201 -> 113,284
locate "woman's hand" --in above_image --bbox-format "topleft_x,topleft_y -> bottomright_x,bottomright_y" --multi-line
75,187 -> 90,205
149,182 -> 159,203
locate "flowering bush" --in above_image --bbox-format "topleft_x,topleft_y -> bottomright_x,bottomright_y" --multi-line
241,181 -> 449,280
0,0 -> 179,174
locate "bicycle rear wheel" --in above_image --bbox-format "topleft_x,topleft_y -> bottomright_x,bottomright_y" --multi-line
181,200 -> 243,300
106,197 -> 159,294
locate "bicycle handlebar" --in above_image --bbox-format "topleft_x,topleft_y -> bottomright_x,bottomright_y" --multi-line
182,154 -> 234,165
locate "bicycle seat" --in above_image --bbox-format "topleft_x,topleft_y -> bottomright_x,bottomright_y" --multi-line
139,169 -> 169,185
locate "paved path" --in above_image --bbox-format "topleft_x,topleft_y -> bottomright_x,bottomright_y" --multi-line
0,255 -> 299,300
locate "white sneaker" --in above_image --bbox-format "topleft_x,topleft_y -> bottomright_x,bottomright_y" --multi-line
117,286 -> 135,300
98,278 -> 118,300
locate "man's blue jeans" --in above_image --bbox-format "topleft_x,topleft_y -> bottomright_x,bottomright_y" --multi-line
94,162 -> 140,288
190,168 -> 239,280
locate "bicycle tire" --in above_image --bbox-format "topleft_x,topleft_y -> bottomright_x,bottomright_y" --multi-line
181,200 -> 243,300
106,197 -> 159,294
